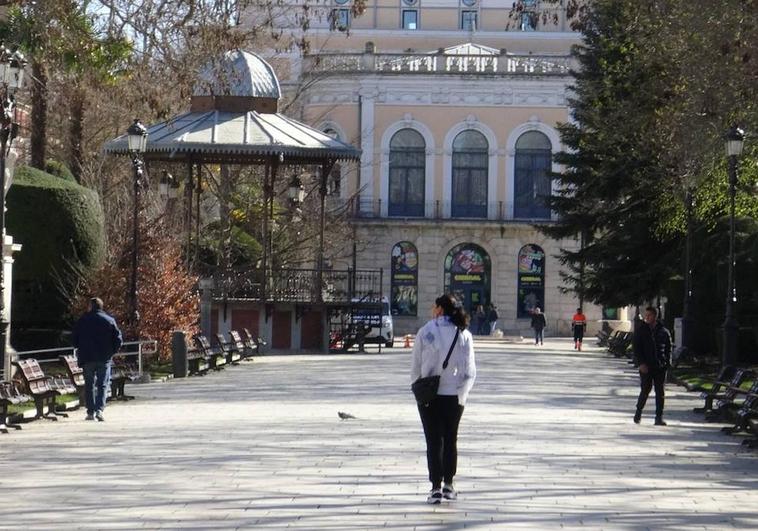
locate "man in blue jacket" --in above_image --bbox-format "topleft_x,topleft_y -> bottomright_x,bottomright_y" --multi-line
72,298 -> 123,421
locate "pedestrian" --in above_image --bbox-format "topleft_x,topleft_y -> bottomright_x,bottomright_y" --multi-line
71,297 -> 123,422
486,304 -> 499,335
571,307 -> 587,351
531,307 -> 546,345
471,304 -> 485,336
633,306 -> 671,426
411,294 -> 476,504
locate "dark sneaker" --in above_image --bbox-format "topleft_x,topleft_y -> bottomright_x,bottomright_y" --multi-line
442,485 -> 457,500
85,413 -> 95,421
633,411 -> 641,424
655,418 -> 667,426
426,489 -> 442,505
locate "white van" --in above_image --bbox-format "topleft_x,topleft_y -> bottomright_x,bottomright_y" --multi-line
352,296 -> 394,348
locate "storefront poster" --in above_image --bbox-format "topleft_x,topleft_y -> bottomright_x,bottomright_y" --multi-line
517,244 -> 545,318
391,242 -> 418,315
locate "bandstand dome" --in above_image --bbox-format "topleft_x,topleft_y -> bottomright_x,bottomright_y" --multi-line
103,50 -> 360,163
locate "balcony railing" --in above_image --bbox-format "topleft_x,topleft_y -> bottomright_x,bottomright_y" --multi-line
348,198 -> 555,223
302,51 -> 574,77
212,267 -> 383,304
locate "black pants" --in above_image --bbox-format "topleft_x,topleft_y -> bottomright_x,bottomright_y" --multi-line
573,327 -> 584,342
636,369 -> 666,418
418,395 -> 464,489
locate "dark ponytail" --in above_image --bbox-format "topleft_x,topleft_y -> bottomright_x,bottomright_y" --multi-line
435,293 -> 469,330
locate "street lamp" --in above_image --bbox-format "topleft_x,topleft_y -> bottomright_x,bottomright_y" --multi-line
288,173 -> 305,204
722,125 -> 745,367
159,170 -> 179,200
0,45 -> 25,379
126,119 -> 148,335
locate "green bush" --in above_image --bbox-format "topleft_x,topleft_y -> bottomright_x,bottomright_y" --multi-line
7,165 -> 105,331
44,160 -> 76,182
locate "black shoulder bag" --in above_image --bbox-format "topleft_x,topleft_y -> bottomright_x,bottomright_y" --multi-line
411,328 -> 460,407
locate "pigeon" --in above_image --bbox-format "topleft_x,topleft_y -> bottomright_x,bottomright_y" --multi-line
338,411 -> 356,420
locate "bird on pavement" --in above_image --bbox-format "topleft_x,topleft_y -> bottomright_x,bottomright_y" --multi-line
338,411 -> 356,420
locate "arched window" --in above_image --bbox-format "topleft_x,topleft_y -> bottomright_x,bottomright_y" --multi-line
452,130 -> 488,218
514,131 -> 552,219
323,128 -> 342,196
388,128 -> 425,217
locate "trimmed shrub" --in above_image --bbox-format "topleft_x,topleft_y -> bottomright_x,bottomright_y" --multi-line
44,160 -> 76,182
7,165 -> 105,336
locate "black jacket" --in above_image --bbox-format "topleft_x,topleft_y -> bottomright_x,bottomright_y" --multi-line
531,313 -> 546,330
633,322 -> 671,370
72,310 -> 123,364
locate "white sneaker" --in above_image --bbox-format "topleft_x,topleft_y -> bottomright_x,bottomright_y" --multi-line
442,485 -> 458,500
426,489 -> 442,504
95,410 -> 105,422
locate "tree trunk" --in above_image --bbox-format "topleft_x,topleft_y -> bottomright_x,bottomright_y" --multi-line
69,87 -> 85,183
30,60 -> 47,170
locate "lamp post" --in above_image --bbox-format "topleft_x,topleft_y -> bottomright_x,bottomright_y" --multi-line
126,119 -> 148,337
722,125 -> 745,367
681,186 -> 694,357
0,46 -> 25,379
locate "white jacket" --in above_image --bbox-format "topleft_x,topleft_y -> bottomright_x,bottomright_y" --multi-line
410,316 -> 476,405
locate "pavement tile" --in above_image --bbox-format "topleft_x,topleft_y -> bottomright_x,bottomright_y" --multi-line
1,338 -> 757,530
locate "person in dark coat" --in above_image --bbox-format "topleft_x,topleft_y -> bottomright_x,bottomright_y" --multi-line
633,306 -> 671,425
530,307 -> 546,345
72,298 -> 123,421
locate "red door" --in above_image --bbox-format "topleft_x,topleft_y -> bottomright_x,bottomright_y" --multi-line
272,311 -> 292,349
300,311 -> 323,349
232,309 -> 260,337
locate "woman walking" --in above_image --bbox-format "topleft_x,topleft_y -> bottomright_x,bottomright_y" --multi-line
411,294 -> 477,504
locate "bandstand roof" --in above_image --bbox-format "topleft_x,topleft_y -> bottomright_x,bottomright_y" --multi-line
103,50 -> 361,163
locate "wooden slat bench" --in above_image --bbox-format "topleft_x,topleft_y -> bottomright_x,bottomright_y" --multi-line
59,355 -> 86,404
0,381 -> 31,433
243,328 -> 267,355
215,333 -> 241,365
694,367 -> 750,414
109,357 -> 140,401
229,330 -> 254,360
13,359 -> 69,420
194,335 -> 226,370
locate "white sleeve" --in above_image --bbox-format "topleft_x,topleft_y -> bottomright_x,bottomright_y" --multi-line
410,325 -> 424,384
457,333 -> 477,405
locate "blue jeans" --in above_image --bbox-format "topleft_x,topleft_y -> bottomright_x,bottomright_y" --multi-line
83,360 -> 111,414
534,328 -> 544,344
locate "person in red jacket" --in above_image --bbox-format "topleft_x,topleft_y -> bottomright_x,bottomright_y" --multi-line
571,308 -> 587,351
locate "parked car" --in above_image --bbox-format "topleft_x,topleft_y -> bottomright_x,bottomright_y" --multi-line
353,296 -> 394,348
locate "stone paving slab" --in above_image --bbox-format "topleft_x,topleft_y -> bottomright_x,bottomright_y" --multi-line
1,338 -> 757,530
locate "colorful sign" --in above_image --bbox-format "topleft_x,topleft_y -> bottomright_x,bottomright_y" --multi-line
444,243 -> 491,312
391,242 -> 418,316
517,244 -> 545,318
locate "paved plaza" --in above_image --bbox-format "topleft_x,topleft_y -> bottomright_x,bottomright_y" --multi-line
1,338 -> 757,530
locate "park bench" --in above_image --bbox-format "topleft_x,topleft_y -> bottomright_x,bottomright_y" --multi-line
13,359 -> 70,420
109,357 -> 140,401
721,384 -> 758,437
59,355 -> 86,403
0,381 -> 31,433
229,330 -> 254,360
185,339 -> 210,376
215,333 -> 242,365
596,328 -> 612,347
608,331 -> 633,358
193,334 -> 226,370
708,378 -> 758,423
694,367 -> 750,414
243,328 -> 267,354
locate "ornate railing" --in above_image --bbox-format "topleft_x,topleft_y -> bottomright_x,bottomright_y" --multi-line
212,267 -> 383,304
302,52 -> 574,77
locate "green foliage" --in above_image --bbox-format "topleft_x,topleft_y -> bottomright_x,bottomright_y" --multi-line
7,165 -> 105,329
44,159 -> 76,182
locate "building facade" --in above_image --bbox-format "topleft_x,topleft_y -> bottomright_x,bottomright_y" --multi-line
239,1 -> 618,338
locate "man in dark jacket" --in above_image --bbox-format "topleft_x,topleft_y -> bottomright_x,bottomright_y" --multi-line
72,298 -> 123,421
531,307 -> 547,345
633,306 -> 671,426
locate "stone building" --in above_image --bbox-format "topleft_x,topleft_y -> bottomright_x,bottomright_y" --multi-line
236,1 -> 623,339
